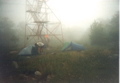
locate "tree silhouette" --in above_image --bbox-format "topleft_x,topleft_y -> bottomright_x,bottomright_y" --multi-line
90,12 -> 119,53
0,17 -> 18,54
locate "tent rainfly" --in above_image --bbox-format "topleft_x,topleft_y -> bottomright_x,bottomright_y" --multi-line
19,45 -> 38,56
61,42 -> 85,51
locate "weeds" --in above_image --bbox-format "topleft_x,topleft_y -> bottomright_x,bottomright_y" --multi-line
14,47 -> 119,83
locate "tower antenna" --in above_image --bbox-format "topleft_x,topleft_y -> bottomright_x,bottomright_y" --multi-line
24,0 -> 64,46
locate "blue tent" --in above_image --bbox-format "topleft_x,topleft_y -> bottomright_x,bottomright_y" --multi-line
19,45 -> 38,56
61,42 -> 86,51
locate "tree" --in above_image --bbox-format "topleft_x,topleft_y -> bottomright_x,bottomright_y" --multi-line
89,12 -> 119,53
90,20 -> 107,46
0,17 -> 18,53
107,12 -> 119,52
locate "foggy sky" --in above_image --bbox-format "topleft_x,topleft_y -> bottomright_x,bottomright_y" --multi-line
0,0 -> 119,42
0,0 -> 118,24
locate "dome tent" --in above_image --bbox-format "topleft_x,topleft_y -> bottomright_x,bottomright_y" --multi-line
19,45 -> 38,56
19,42 -> 45,56
61,42 -> 85,51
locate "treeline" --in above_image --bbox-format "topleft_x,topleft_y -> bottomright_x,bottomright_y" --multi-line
0,17 -> 18,54
89,12 -> 119,53
0,17 -> 25,54
0,12 -> 119,54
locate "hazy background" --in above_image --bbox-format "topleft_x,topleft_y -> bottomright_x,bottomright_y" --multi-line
0,0 -> 119,42
0,0 -> 119,82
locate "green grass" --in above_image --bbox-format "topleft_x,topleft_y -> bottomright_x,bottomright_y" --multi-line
12,47 -> 119,83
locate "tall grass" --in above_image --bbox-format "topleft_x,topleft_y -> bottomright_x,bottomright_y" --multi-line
16,47 -> 118,83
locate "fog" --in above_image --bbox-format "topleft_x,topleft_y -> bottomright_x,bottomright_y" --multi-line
0,0 -> 119,82
0,0 -> 118,23
0,0 -> 119,43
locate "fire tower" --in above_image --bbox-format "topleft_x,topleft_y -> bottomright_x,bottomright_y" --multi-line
24,0 -> 64,46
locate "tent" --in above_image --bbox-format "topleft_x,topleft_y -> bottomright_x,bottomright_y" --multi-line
19,45 -> 38,56
61,42 -> 85,51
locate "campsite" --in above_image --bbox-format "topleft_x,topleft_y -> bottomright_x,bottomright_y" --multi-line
0,46 -> 119,83
0,0 -> 119,83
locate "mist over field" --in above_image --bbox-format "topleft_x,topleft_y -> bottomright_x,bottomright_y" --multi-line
0,0 -> 119,83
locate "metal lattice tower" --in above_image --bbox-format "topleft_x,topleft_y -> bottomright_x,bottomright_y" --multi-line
24,0 -> 64,46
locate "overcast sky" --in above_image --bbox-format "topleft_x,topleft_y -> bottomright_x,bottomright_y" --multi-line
0,0 -> 119,41
0,0 -> 118,25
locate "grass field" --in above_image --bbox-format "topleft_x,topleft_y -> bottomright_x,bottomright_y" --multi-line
0,47 -> 119,83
